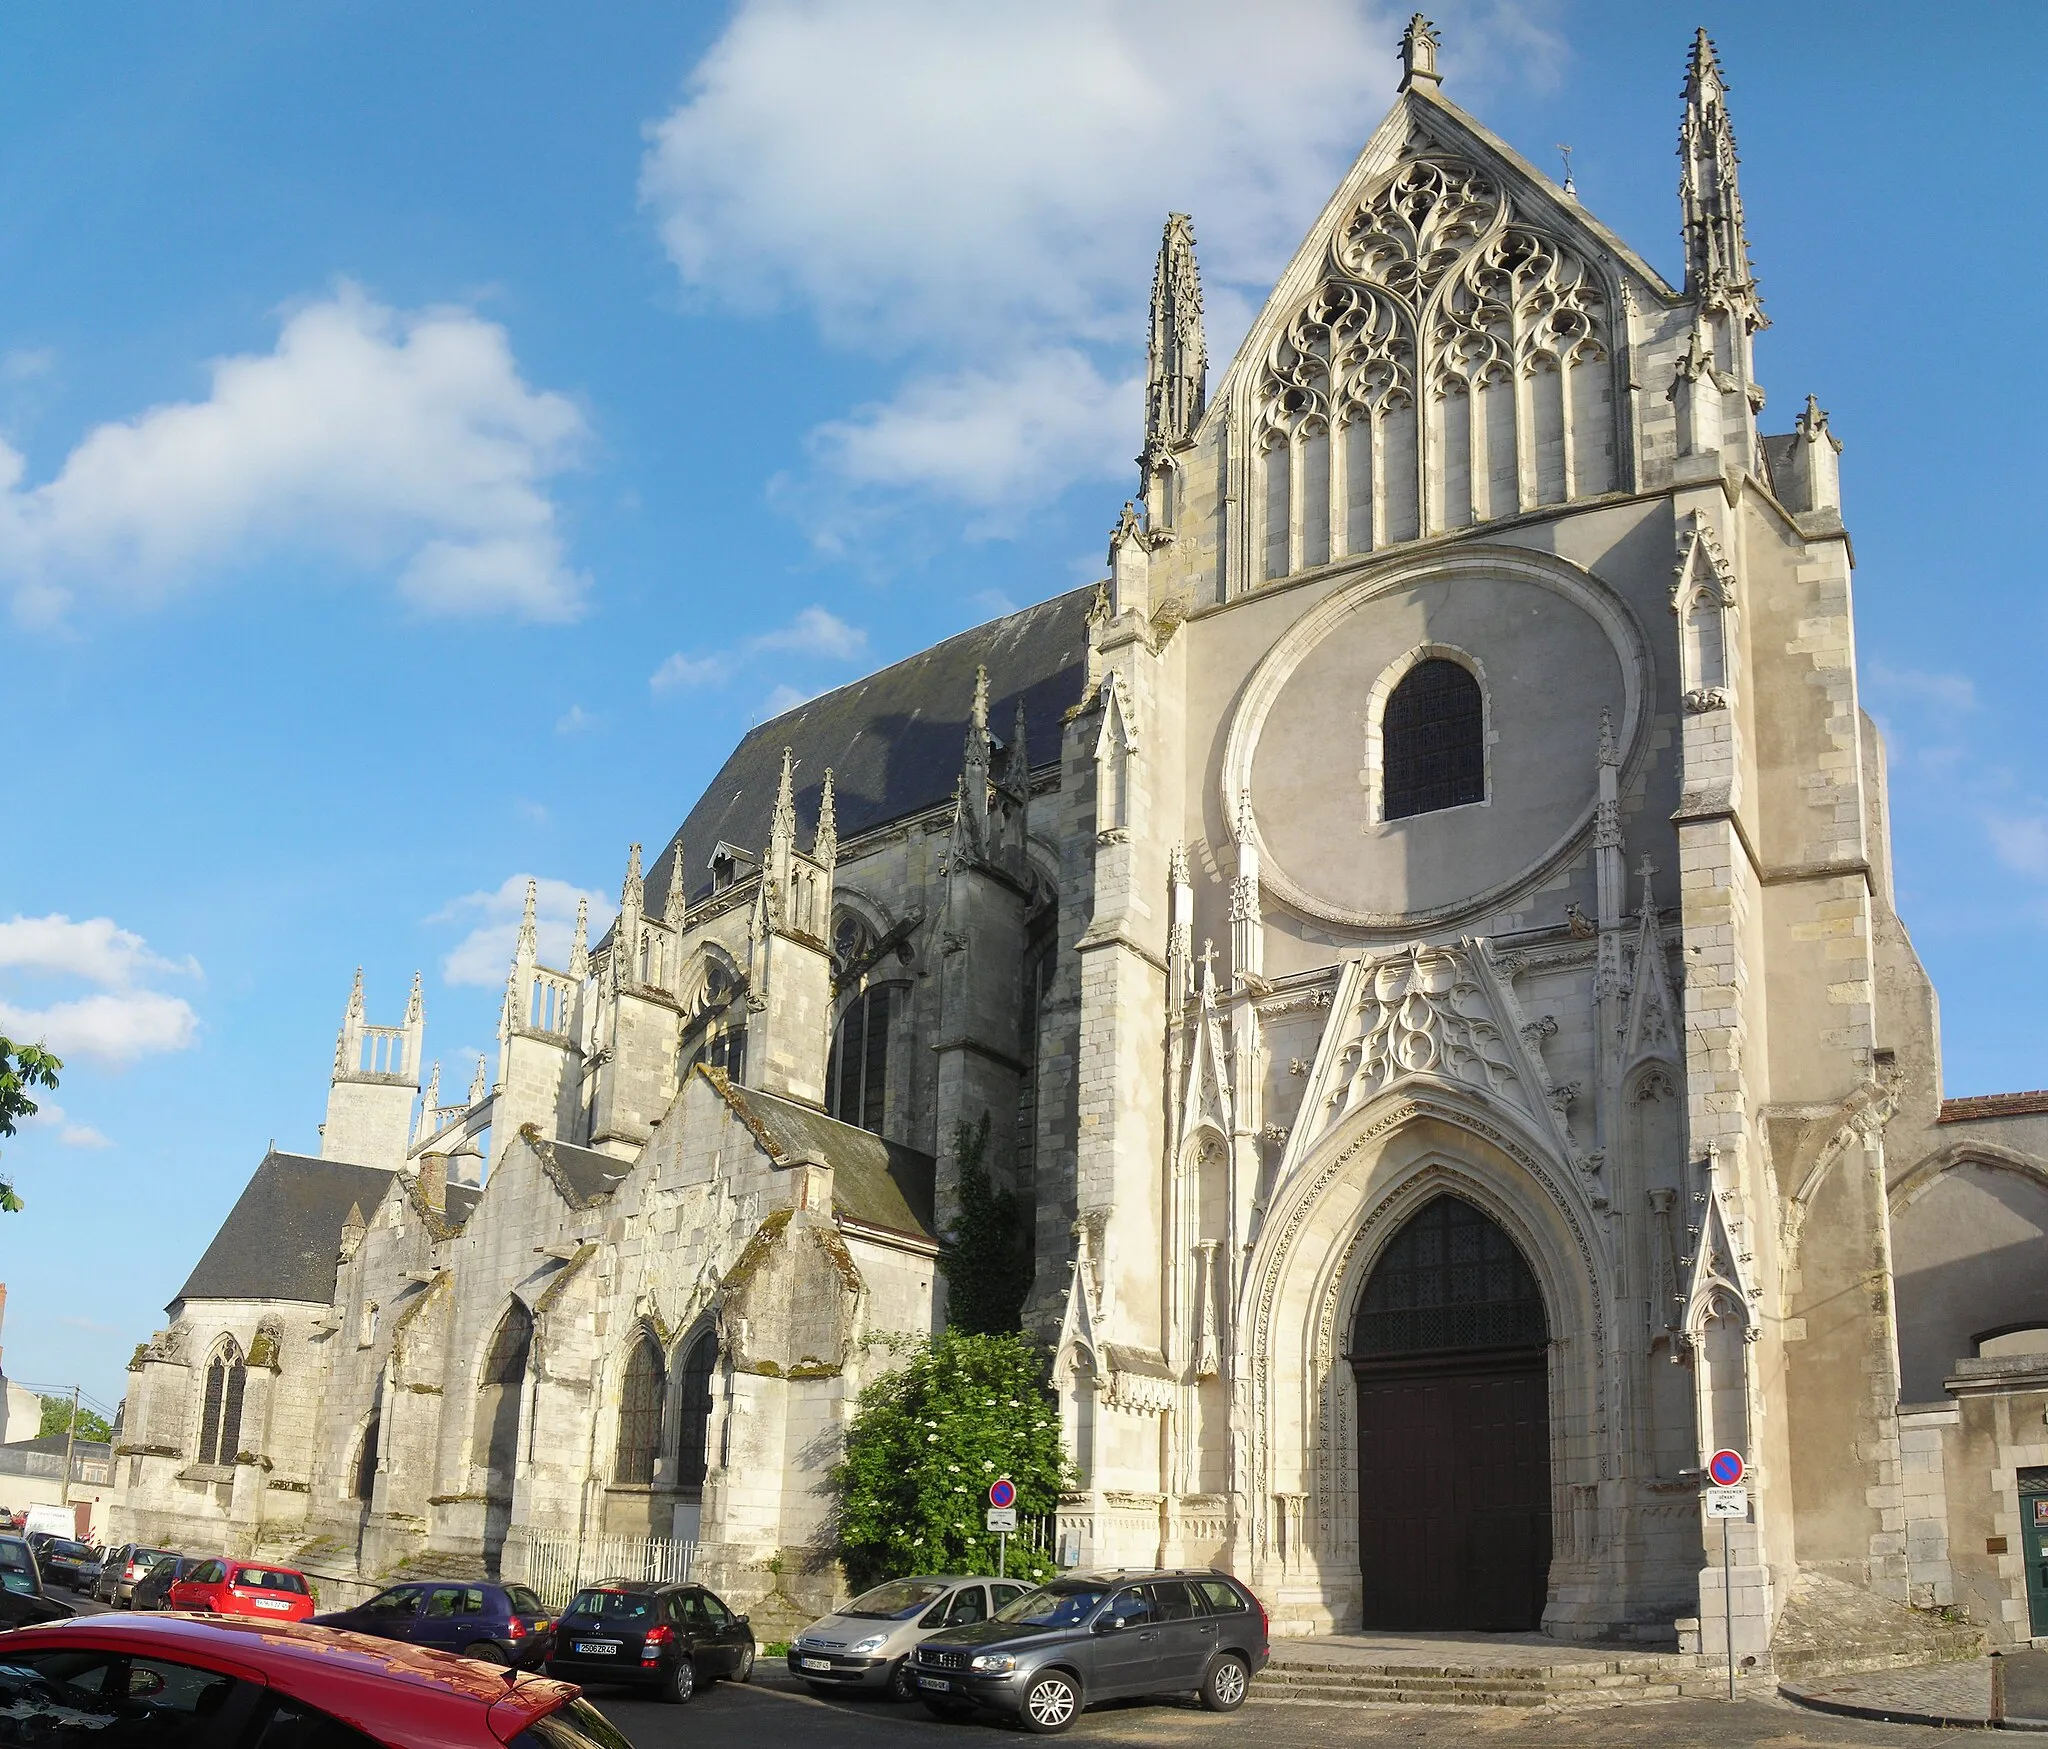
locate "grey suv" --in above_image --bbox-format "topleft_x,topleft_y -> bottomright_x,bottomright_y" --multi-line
911,1569 -> 1268,1734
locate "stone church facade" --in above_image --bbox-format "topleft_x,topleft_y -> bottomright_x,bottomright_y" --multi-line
112,22 -> 2048,1658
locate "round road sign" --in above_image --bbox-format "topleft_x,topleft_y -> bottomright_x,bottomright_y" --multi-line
989,1478 -> 1017,1510
1708,1449 -> 1745,1487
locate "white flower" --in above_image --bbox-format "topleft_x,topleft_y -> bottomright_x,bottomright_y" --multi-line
927,1433 -> 939,1443
981,1460 -> 994,1470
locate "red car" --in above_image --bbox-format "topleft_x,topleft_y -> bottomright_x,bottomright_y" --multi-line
0,1611 -> 631,1746
165,1556 -> 316,1623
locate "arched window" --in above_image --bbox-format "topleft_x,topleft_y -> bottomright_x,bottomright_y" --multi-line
353,1414 -> 381,1503
1353,1195 -> 1546,1357
673,1332 -> 718,1497
826,985 -> 892,1133
1381,658 -> 1484,821
681,956 -> 747,1086
614,1332 -> 665,1485
196,1343 -> 247,1467
474,1302 -> 533,1485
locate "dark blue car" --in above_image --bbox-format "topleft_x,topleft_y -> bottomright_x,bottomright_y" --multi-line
310,1580 -> 554,1665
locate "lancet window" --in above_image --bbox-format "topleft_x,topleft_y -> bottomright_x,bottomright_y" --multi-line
474,1301 -> 532,1485
196,1341 -> 247,1467
827,984 -> 893,1134
673,1331 -> 718,1497
613,1331 -> 665,1486
1381,658 -> 1485,820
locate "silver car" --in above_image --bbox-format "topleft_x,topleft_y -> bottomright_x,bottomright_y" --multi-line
789,1575 -> 1029,1700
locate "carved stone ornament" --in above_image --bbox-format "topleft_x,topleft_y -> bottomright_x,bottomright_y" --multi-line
1683,687 -> 1728,714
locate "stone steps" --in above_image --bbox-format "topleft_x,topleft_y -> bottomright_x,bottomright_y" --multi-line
1253,1657 -> 1759,1709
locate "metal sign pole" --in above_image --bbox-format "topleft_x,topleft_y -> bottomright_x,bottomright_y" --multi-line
1723,1514 -> 1735,1701
998,1532 -> 1007,1580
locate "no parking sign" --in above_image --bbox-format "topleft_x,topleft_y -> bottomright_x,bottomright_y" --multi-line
1708,1449 -> 1745,1487
989,1477 -> 1017,1509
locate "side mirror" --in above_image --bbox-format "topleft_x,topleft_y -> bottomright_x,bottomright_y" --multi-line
1094,1615 -> 1124,1634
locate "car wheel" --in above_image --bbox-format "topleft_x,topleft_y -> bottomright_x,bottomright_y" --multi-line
663,1656 -> 698,1704
1018,1670 -> 1081,1734
731,1642 -> 755,1684
887,1658 -> 918,1702
1199,1653 -> 1250,1713
464,1641 -> 510,1666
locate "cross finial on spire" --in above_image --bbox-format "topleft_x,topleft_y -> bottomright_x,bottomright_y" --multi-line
1637,855 -> 1658,915
1398,14 -> 1442,92
1197,937 -> 1219,993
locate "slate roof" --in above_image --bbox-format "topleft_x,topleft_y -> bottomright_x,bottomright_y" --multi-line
173,1151 -> 396,1311
645,586 -> 1095,913
531,1137 -> 634,1210
707,1071 -> 937,1244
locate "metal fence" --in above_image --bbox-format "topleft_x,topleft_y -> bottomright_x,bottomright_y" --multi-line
505,1528 -> 699,1611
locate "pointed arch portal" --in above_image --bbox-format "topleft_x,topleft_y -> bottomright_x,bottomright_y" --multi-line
1350,1193 -> 1551,1631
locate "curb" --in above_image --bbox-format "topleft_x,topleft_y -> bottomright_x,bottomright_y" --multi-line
1780,1685 -> 2007,1730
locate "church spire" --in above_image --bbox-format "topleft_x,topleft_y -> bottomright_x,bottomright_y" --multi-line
615,843 -> 644,990
813,768 -> 838,872
1144,215 -> 1206,457
1678,27 -> 1763,327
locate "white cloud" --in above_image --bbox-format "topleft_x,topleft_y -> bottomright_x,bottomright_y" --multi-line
434,875 -> 617,988
1989,815 -> 2048,884
0,914 -> 195,987
759,683 -> 813,719
0,285 -> 588,623
1868,661 -> 1978,717
641,0 -> 1561,525
650,652 -> 728,693
23,1102 -> 111,1149
747,605 -> 867,661
651,605 -> 869,696
0,990 -> 199,1065
812,352 -> 1139,526
554,704 -> 595,734
0,912 -> 200,1066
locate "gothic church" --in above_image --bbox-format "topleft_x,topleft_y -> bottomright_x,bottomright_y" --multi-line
112,23 -> 2048,1660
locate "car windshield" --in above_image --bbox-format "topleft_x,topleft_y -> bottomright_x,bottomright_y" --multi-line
510,1697 -> 636,1749
507,1587 -> 547,1616
841,1579 -> 952,1620
992,1582 -> 1112,1628
135,1549 -> 174,1566
566,1590 -> 655,1621
46,1541 -> 88,1559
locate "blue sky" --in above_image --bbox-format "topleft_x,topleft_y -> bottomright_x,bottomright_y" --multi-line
1,1 -> 2043,1412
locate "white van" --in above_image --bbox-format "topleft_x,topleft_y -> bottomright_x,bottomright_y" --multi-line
21,1505 -> 76,1541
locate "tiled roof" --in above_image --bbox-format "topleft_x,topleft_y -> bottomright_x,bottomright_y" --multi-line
644,587 -> 1093,914
1938,1090 -> 2048,1124
174,1152 -> 396,1310
705,1070 -> 936,1244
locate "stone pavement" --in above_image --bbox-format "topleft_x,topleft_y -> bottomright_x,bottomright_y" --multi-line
1782,1648 -> 2048,1730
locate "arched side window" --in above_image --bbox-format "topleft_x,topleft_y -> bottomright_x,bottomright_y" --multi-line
353,1414 -> 381,1503
474,1302 -> 533,1485
826,984 -> 894,1134
673,1331 -> 718,1498
1380,656 -> 1485,822
196,1342 -> 247,1467
613,1331 -> 665,1486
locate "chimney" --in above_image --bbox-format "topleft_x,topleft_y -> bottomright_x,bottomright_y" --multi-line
417,1152 -> 449,1217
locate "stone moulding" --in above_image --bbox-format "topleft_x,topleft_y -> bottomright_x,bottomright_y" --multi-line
1219,544 -> 1653,932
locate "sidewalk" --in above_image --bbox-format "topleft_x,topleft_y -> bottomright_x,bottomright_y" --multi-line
1781,1658 -> 2013,1730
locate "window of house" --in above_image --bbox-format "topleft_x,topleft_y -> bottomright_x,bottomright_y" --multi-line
674,1331 -> 718,1497
196,1345 -> 248,1467
826,985 -> 892,1134
1381,658 -> 1485,821
613,1333 -> 665,1486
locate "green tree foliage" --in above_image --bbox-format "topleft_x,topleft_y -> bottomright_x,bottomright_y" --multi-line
938,1113 -> 1032,1335
0,1036 -> 62,1214
39,1397 -> 113,1443
833,1329 -> 1069,1592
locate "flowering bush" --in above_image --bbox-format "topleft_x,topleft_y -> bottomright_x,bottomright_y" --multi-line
833,1329 -> 1070,1591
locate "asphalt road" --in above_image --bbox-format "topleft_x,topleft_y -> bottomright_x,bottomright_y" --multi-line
587,1666 -> 1966,1749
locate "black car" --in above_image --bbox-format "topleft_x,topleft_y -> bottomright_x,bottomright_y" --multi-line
0,1534 -> 73,1628
911,1569 -> 1270,1734
312,1579 -> 555,1665
36,1539 -> 95,1592
130,1553 -> 211,1611
545,1581 -> 754,1703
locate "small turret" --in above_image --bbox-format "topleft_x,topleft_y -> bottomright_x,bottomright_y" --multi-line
813,769 -> 839,873
1398,13 -> 1442,93
320,968 -> 422,1170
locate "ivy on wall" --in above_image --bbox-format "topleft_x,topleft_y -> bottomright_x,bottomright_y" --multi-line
938,1113 -> 1033,1336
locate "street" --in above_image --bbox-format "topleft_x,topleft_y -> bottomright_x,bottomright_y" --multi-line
587,1668 -> 1956,1749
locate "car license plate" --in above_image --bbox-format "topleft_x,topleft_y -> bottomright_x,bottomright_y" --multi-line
801,1657 -> 833,1671
253,1598 -> 291,1611
919,1676 -> 952,1691
573,1642 -> 618,1656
